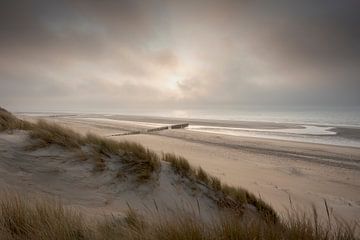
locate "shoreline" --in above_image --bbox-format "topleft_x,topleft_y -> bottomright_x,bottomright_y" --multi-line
18,113 -> 360,148
16,111 -> 360,128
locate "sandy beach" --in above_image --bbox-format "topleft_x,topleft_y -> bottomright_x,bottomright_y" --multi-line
18,114 -> 360,223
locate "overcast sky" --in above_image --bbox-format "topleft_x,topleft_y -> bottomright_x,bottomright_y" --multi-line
1,0 -> 359,112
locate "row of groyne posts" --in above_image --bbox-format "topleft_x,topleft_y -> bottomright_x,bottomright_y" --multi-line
108,123 -> 189,137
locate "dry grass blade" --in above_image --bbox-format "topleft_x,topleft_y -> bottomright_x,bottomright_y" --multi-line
86,133 -> 161,180
162,152 -> 278,223
1,193 -> 358,240
0,108 -> 33,132
0,192 -> 89,240
29,120 -> 83,149
162,153 -> 193,177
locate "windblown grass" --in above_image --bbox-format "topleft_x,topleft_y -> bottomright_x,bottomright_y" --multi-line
162,153 -> 278,223
0,193 -> 358,240
163,153 -> 193,176
0,106 -> 161,181
85,133 -> 161,181
3,107 -> 160,181
0,107 -> 33,132
0,192 -> 88,240
93,151 -> 107,172
29,120 -> 83,149
85,133 -> 120,154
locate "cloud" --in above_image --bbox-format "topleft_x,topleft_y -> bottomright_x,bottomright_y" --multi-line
0,0 -> 359,111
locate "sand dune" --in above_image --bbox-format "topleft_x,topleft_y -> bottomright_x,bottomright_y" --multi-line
19,114 -> 360,223
0,131 -> 222,219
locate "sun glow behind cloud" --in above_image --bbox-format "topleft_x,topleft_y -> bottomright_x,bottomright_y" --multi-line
0,0 -> 359,111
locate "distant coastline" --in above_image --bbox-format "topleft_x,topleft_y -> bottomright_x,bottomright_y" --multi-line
17,112 -> 360,148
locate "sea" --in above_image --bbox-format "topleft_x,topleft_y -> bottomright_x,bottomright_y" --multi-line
167,108 -> 360,148
18,107 -> 360,148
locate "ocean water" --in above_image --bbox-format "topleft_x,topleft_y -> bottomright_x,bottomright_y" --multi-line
169,108 -> 360,147
105,107 -> 360,147
18,107 -> 360,148
20,107 -> 360,127
186,125 -> 360,147
88,108 -> 360,147
165,108 -> 360,127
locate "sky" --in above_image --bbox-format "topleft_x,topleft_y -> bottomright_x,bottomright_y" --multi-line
1,0 -> 359,113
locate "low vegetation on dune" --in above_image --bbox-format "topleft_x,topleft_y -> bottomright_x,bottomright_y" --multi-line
0,193 -> 358,240
0,108 -> 160,181
162,153 -> 278,223
30,120 -> 83,149
0,107 -> 33,132
0,193 -> 87,240
86,133 -> 161,180
0,107 -> 359,239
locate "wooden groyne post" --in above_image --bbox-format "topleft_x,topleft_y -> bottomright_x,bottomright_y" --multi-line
108,123 -> 189,137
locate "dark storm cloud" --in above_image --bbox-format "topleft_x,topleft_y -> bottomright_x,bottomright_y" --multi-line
0,0 -> 359,111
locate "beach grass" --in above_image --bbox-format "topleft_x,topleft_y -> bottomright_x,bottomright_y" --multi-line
0,192 -> 358,240
0,192 -> 88,240
0,107 -> 160,181
0,107 -> 33,132
28,122 -> 162,181
30,120 -> 83,149
85,133 -> 161,181
93,151 -> 107,172
162,152 -> 278,223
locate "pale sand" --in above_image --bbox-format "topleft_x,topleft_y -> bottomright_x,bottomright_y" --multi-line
20,115 -> 360,222
0,131 -> 219,219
